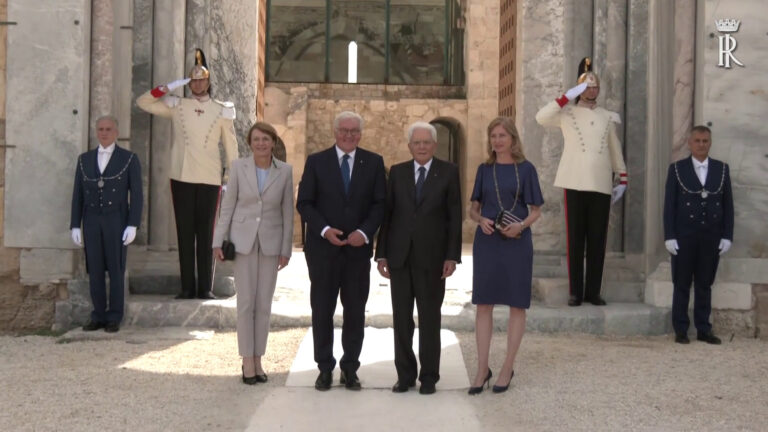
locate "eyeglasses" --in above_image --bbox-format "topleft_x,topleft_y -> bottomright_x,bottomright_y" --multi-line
336,128 -> 361,136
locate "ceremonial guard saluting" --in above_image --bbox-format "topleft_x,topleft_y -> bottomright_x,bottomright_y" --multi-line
664,126 -> 733,345
71,116 -> 143,333
535,57 -> 628,306
137,48 -> 238,299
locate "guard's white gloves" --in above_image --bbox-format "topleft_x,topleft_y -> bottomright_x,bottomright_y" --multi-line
122,226 -> 137,246
166,78 -> 191,91
611,184 -> 627,204
221,185 -> 228,193
565,82 -> 588,101
71,228 -> 82,247
665,239 -> 679,256
719,239 -> 732,255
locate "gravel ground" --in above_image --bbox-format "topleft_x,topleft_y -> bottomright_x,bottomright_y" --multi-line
1,328 -> 766,431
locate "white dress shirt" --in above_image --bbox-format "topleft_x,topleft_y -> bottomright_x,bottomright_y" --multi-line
98,142 -> 116,174
414,158 -> 433,182
692,157 -> 709,187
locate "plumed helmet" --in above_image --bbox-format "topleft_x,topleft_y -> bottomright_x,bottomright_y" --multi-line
189,48 -> 210,80
576,57 -> 600,87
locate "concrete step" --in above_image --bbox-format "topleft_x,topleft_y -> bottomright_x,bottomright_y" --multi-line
533,278 -> 645,305
121,295 -> 671,336
128,272 -> 236,297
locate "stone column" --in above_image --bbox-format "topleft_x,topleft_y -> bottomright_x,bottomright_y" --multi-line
516,0 -> 569,251
186,0 -> 260,155
671,0 -> 695,161
130,0 -> 153,245
149,0 -> 185,249
593,0 -> 627,253
4,0 -> 91,248
624,0 -> 649,258
89,0 -> 114,149
644,0 -> 675,268
463,0 -> 500,238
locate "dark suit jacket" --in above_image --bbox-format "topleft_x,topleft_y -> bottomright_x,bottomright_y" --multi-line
663,156 -> 733,241
375,158 -> 462,269
296,145 -> 386,259
70,145 -> 143,230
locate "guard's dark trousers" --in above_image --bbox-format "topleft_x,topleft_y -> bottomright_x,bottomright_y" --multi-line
170,179 -> 221,296
564,189 -> 611,301
671,233 -> 719,335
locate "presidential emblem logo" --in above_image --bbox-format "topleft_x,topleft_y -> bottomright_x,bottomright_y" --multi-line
715,19 -> 744,69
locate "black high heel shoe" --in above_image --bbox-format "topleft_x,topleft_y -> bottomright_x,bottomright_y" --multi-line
467,369 -> 492,395
255,373 -> 268,383
242,366 -> 258,385
492,370 -> 514,393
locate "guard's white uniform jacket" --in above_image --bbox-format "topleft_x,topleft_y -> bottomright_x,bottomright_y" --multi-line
535,100 -> 627,195
137,88 -> 238,186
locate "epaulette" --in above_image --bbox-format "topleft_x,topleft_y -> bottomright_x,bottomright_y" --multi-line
215,100 -> 236,120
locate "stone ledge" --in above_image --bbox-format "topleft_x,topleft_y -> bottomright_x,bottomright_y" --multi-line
644,279 -> 754,310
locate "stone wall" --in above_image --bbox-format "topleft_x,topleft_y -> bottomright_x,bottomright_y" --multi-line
264,84 -> 471,243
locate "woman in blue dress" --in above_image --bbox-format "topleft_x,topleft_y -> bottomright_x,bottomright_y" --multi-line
468,117 -> 544,394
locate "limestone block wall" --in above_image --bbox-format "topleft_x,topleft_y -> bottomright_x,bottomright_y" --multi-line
264,83 -> 473,243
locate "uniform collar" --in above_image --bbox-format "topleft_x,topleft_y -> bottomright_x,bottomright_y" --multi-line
692,157 -> 709,169
98,143 -> 116,154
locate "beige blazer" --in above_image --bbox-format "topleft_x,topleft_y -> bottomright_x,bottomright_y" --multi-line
136,90 -> 238,185
212,156 -> 294,257
535,100 -> 627,195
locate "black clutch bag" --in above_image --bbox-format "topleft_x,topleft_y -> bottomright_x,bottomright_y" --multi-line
221,240 -> 236,261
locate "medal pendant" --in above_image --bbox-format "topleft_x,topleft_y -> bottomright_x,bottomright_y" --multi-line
701,191 -> 708,199
97,178 -> 104,188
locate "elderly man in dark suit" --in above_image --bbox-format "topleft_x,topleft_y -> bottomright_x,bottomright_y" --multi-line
70,115 -> 143,333
297,111 -> 387,391
375,122 -> 462,395
663,125 -> 734,345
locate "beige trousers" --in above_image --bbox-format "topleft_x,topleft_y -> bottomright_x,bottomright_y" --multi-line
234,242 -> 278,357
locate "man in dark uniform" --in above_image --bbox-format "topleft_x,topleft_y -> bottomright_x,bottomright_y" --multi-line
663,125 -> 734,344
71,116 -> 143,333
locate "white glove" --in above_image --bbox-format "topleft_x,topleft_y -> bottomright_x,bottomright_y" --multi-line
564,82 -> 588,101
221,185 -> 228,193
166,78 -> 191,91
665,239 -> 679,256
719,239 -> 732,255
611,184 -> 627,204
122,226 -> 137,246
71,228 -> 82,246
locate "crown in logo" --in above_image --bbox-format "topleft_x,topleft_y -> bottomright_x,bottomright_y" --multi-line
715,19 -> 740,33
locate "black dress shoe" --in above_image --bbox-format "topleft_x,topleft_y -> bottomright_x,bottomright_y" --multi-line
254,373 -> 268,383
492,370 -> 514,393
675,334 -> 690,344
315,371 -> 332,391
242,367 -> 258,385
197,291 -> 217,300
468,369 -> 492,395
697,332 -> 722,345
392,380 -> 416,393
82,320 -> 105,331
175,292 -> 195,300
585,296 -> 607,306
104,322 -> 120,333
419,382 -> 436,395
567,296 -> 582,306
340,370 -> 361,390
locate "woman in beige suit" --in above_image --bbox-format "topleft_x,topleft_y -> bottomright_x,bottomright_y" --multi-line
213,122 -> 293,385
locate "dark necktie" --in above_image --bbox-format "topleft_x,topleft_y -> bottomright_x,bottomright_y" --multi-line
415,166 -> 426,202
341,154 -> 351,195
